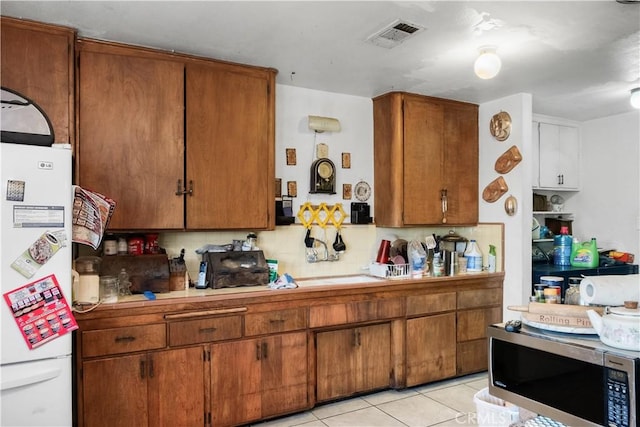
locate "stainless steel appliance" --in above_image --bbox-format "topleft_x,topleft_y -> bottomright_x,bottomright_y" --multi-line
488,324 -> 638,427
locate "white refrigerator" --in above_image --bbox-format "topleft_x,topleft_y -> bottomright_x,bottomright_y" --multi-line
1,143 -> 73,426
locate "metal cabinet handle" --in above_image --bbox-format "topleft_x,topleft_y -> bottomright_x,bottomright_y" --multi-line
256,343 -> 261,360
261,342 -> 268,359
441,189 -> 448,224
148,358 -> 154,378
115,335 -> 135,343
140,359 -> 146,379
175,179 -> 194,196
198,327 -> 217,334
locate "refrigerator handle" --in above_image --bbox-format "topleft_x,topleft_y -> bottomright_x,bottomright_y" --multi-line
1,367 -> 61,391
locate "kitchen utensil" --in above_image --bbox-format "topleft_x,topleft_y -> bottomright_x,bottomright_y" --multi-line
587,301 -> 640,351
494,145 -> 522,174
333,230 -> 346,252
508,302 -> 603,317
375,240 -> 391,264
439,230 -> 468,253
304,228 -> 315,248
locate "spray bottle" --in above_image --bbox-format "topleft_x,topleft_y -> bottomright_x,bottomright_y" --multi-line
488,245 -> 496,273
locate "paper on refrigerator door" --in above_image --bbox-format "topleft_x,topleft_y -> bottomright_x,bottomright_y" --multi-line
10,230 -> 67,278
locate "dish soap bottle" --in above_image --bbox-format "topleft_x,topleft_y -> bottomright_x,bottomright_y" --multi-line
464,240 -> 483,272
488,245 -> 496,273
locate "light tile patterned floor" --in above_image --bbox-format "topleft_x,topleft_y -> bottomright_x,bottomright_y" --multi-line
254,372 -> 489,427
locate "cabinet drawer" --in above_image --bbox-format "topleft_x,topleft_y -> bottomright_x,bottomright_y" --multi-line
457,287 -> 502,309
309,298 -> 403,328
168,316 -> 242,346
406,292 -> 456,316
245,308 -> 307,336
82,324 -> 166,357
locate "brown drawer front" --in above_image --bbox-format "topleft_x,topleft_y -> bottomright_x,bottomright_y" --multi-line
457,339 -> 488,375
168,316 -> 242,347
245,308 -> 307,336
457,288 -> 502,309
309,298 -> 403,328
82,324 -> 166,357
406,292 -> 456,316
457,307 -> 502,342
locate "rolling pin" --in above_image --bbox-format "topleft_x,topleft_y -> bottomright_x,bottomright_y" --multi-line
507,302 -> 603,317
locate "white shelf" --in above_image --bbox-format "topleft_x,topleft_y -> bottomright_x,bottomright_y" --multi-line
533,211 -> 573,216
533,239 -> 553,243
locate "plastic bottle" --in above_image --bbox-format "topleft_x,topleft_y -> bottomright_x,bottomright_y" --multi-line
488,245 -> 496,273
553,226 -> 572,266
464,240 -> 483,272
432,253 -> 444,277
570,237 -> 599,268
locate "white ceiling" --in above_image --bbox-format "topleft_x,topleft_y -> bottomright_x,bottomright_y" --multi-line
3,1 -> 640,121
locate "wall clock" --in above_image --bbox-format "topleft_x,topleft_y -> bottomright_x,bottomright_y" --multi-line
309,158 -> 336,194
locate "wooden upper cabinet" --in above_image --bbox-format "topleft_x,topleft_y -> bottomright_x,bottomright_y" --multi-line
185,62 -> 275,229
373,92 -> 478,226
1,17 -> 75,145
77,40 -> 185,229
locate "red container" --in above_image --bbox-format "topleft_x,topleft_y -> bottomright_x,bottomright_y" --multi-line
128,237 -> 144,255
376,240 -> 391,264
144,234 -> 159,254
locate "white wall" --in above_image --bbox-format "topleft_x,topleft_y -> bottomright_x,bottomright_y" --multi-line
479,94 -> 533,320
574,111 -> 640,255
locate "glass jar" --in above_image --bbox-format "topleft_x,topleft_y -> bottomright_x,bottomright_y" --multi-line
100,276 -> 118,303
564,281 -> 582,305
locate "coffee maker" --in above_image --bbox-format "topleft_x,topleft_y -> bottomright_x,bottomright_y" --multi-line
350,202 -> 372,224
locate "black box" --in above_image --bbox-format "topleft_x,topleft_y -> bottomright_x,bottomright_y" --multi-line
202,250 -> 269,289
351,202 -> 372,224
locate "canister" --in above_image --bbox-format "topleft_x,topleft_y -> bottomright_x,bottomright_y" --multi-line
99,276 -> 118,303
128,237 -> 144,255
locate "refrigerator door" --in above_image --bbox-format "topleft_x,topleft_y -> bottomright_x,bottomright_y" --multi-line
0,356 -> 72,426
1,143 -> 72,364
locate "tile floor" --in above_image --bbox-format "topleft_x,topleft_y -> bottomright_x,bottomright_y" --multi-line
254,372 -> 490,427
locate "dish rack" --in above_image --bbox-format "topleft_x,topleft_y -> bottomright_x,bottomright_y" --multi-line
369,262 -> 410,279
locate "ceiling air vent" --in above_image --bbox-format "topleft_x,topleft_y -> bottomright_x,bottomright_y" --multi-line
366,19 -> 425,49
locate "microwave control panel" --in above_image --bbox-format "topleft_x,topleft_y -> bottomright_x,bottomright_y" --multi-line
606,368 -> 630,427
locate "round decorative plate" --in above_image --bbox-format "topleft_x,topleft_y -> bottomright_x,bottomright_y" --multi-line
354,181 -> 371,202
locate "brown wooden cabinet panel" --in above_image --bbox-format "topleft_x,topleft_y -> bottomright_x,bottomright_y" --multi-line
1,17 -> 74,145
77,41 -> 185,229
457,287 -> 502,310
168,315 -> 242,346
81,323 -> 166,357
457,339 -> 489,375
457,307 -> 502,342
82,354 -> 148,427
373,92 -> 478,226
406,292 -> 456,316
211,332 -> 308,426
309,298 -> 403,327
316,323 -> 390,402
406,313 -> 456,386
185,62 -> 275,230
245,307 -> 307,336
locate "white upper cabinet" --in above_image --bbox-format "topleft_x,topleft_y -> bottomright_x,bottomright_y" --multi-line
532,117 -> 580,191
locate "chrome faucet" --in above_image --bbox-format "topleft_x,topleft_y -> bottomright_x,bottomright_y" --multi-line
306,239 -> 340,263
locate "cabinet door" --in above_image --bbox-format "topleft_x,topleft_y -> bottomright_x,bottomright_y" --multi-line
186,63 -> 273,229
316,324 -> 391,402
82,354 -> 148,427
261,332 -> 308,418
538,123 -> 580,189
406,313 -> 456,386
1,17 -> 74,145
402,96 -> 444,225
443,102 -> 478,224
77,43 -> 185,229
211,339 -> 262,426
148,347 -> 206,427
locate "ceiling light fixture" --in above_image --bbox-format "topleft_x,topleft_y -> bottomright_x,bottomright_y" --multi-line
630,88 -> 640,109
474,46 -> 501,79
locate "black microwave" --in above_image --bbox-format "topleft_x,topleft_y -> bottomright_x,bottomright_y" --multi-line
488,324 -> 638,427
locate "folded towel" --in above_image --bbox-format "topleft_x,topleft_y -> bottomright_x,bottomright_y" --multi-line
580,274 -> 639,306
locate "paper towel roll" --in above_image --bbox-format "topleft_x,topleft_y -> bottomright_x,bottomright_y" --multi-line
580,274 -> 640,306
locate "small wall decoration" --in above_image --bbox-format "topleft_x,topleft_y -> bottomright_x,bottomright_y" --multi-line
341,152 -> 351,169
504,195 -> 518,216
286,148 -> 297,165
275,178 -> 282,198
494,145 -> 522,174
343,184 -> 352,200
490,111 -> 512,141
316,143 -> 329,159
482,176 -> 508,203
287,181 -> 297,197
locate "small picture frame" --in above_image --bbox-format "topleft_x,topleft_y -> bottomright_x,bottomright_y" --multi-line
343,183 -> 352,200
287,181 -> 297,197
342,152 -> 351,169
286,148 -> 297,166
275,178 -> 282,198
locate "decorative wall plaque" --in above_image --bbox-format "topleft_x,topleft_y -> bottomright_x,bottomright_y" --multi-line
490,111 -> 512,141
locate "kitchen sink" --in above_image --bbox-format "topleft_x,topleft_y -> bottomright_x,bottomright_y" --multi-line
296,274 -> 385,287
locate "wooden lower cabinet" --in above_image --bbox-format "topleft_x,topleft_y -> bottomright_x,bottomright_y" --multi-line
456,306 -> 502,375
81,346 -> 205,427
406,313 -> 456,386
210,331 -> 308,426
316,323 -> 391,402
